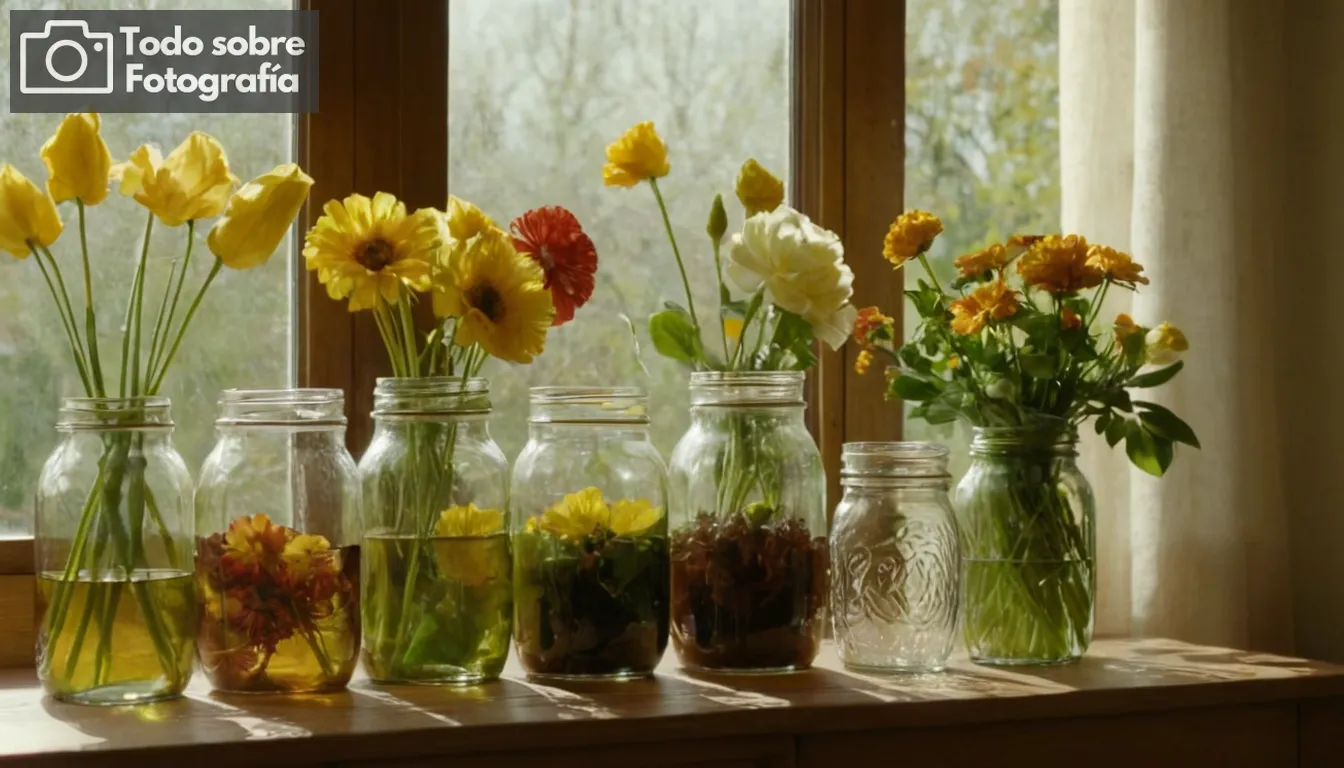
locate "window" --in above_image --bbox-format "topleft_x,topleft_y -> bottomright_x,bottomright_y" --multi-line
903,0 -> 1061,475
0,0 -> 296,537
447,0 -> 793,459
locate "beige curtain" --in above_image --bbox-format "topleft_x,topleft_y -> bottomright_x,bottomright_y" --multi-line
1061,0 -> 1344,659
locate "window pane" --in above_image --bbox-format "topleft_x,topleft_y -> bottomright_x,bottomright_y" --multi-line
0,0 -> 296,537
903,0 -> 1060,473
448,0 -> 793,459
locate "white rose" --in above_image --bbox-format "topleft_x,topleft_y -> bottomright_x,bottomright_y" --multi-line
727,206 -> 856,350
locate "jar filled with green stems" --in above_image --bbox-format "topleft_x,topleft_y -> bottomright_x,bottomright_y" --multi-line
35,397 -> 196,705
359,377 -> 512,685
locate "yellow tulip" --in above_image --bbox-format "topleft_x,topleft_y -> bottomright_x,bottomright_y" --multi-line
206,163 -> 313,270
112,131 -> 238,226
40,113 -> 112,205
735,158 -> 784,216
602,121 -> 670,187
0,164 -> 63,258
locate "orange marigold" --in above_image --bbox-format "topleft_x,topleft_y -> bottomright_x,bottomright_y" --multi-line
1016,234 -> 1103,294
882,210 -> 943,268
222,513 -> 289,579
950,280 -> 1019,335
953,243 -> 1010,279
1086,244 -> 1149,287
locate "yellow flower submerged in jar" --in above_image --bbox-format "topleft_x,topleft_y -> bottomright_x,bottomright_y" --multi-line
602,121 -> 671,187
735,158 -> 785,216
535,487 -> 662,539
112,131 -> 239,226
0,164 -> 62,258
302,192 -> 441,311
608,498 -> 661,537
435,504 -> 505,537
434,504 -> 507,586
40,112 -> 112,205
883,210 -> 943,268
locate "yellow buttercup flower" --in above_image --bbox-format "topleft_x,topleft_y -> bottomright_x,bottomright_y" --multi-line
1145,322 -> 1188,365
953,243 -> 1010,279
433,227 -> 554,363
0,164 -> 62,258
206,163 -> 313,270
883,210 -> 943,268
445,195 -> 497,242
435,504 -> 505,537
538,487 -> 610,538
1017,234 -> 1103,294
1086,244 -> 1149,287
302,192 -> 440,312
41,113 -> 112,205
854,348 -> 874,375
608,498 -> 662,537
723,317 -> 745,342
946,354 -> 961,370
735,158 -> 785,216
603,121 -> 670,186
949,280 -> 1019,335
112,131 -> 238,226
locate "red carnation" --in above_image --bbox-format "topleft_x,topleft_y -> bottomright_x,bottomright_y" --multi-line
510,206 -> 598,326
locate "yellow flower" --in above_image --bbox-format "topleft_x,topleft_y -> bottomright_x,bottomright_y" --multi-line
1060,307 -> 1082,330
1086,244 -> 1149,287
608,498 -> 662,537
302,192 -> 440,312
949,280 -> 1019,335
854,348 -> 874,375
435,504 -> 505,537
445,195 -> 497,242
723,317 -> 745,342
1145,322 -> 1188,365
603,121 -> 670,186
953,243 -> 1010,279
735,158 -> 785,216
947,354 -> 961,370
111,132 -> 239,226
538,487 -> 610,538
1016,234 -> 1103,294
206,163 -> 313,270
883,210 -> 943,267
1114,313 -> 1143,345
0,164 -> 62,258
40,113 -> 112,205
433,227 -> 554,363
281,533 -> 333,581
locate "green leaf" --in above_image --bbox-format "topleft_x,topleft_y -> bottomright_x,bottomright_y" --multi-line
1019,353 -> 1057,379
889,375 -> 942,402
1135,400 -> 1200,448
764,309 -> 817,370
1094,410 -> 1111,436
1125,420 -> 1164,476
648,309 -> 703,366
1105,414 -> 1126,447
1126,361 -> 1184,388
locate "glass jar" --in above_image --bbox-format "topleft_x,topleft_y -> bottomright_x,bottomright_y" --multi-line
34,397 -> 196,705
510,387 -> 670,680
359,377 -> 512,685
955,426 -> 1096,665
194,390 -> 360,693
831,442 -> 959,672
667,371 -> 828,673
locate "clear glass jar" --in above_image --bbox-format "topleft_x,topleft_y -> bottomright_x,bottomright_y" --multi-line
955,426 -> 1096,665
195,390 -> 360,693
35,397 -> 196,705
667,371 -> 828,673
831,442 -> 959,672
359,377 -> 512,685
510,387 -> 670,680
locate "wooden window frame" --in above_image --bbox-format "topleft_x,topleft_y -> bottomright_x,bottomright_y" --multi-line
0,0 -> 903,668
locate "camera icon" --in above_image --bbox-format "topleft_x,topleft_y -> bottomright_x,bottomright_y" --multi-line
19,20 -> 115,95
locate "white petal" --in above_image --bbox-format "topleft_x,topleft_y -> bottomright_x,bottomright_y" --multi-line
812,303 -> 858,350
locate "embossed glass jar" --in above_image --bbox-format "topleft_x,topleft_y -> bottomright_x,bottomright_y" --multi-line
830,442 -> 959,672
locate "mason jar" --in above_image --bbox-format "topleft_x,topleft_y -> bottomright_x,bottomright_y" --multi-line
956,426 -> 1096,665
194,389 -> 360,693
831,442 -> 959,672
359,377 -> 512,684
35,397 -> 196,705
510,387 -> 670,680
667,371 -> 828,673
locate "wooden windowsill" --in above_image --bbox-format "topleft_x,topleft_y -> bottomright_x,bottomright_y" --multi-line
2,639 -> 1343,766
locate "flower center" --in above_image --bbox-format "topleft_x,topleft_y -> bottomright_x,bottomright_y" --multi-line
468,283 -> 505,322
355,238 -> 395,272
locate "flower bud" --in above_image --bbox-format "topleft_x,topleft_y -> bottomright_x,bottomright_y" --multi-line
706,193 -> 728,244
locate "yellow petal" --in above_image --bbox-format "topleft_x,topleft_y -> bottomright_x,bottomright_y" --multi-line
0,164 -> 63,258
207,163 -> 313,270
116,132 -> 237,226
40,113 -> 112,205
603,121 -> 670,186
735,158 -> 784,216
608,498 -> 662,537
539,487 -> 610,538
435,503 -> 505,537
723,317 -> 745,341
445,195 -> 495,242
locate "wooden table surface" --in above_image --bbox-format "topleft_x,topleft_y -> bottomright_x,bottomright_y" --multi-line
2,638 -> 1342,767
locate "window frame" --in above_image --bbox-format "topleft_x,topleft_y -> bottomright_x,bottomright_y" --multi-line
0,0 -> 904,668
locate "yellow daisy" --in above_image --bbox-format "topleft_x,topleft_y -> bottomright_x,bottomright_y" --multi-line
435,504 -> 505,537
537,487 -> 610,538
608,498 -> 662,537
433,227 -> 555,363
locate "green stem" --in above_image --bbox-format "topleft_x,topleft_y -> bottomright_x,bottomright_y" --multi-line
397,294 -> 420,376
730,288 -> 765,370
73,204 -> 105,396
648,178 -> 701,339
29,244 -> 93,396
121,214 -> 154,397
148,258 -> 223,395
917,252 -> 948,297
1085,280 -> 1111,333
147,221 -> 194,383
373,302 -> 405,377
711,239 -> 730,360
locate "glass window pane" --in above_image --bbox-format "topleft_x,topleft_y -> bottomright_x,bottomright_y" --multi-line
0,0 -> 296,537
448,0 -> 793,459
903,0 -> 1060,473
